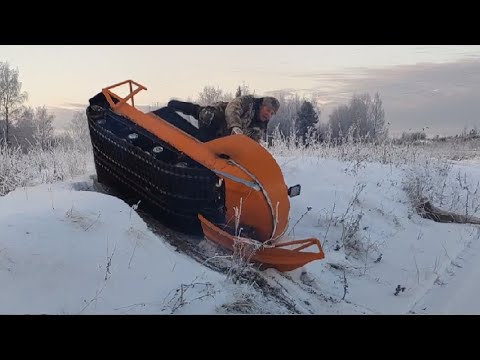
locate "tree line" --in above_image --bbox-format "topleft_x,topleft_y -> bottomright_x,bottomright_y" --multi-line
192,84 -> 388,144
1,61 -> 389,151
0,61 -> 89,151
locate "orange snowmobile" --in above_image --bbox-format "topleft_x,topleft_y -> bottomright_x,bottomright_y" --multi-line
86,80 -> 324,272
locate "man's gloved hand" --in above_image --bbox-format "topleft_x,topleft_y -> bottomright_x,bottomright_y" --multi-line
87,105 -> 105,121
231,127 -> 243,135
198,107 -> 215,126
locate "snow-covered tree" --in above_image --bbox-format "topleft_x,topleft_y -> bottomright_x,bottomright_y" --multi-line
0,62 -> 28,145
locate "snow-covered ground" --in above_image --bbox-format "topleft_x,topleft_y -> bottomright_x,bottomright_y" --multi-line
2,154 -> 480,314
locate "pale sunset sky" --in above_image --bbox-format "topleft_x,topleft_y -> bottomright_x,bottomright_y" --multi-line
2,45 -> 480,136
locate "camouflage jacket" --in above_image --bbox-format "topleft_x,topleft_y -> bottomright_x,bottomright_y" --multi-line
211,95 -> 267,142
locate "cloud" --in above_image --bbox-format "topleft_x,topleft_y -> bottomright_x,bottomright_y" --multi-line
283,59 -> 480,136
61,102 -> 88,109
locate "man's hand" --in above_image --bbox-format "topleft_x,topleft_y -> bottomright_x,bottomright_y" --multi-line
231,127 -> 243,135
198,107 -> 215,126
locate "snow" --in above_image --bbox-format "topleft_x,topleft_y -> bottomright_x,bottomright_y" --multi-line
2,151 -> 480,314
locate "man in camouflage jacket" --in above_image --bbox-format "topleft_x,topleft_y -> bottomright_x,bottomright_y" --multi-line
168,95 -> 280,142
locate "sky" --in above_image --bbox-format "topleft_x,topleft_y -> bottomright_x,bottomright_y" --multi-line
2,45 -> 480,136
2,149 -> 480,314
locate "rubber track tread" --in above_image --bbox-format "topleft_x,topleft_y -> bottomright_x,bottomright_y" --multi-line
86,106 -> 225,233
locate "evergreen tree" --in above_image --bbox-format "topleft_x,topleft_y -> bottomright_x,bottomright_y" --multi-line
295,100 -> 318,143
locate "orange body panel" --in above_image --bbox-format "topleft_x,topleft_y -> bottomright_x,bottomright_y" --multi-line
204,135 -> 289,241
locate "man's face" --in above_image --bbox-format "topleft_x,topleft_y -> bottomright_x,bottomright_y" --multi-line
258,105 -> 276,122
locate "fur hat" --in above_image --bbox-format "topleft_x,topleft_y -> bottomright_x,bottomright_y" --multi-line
261,97 -> 280,113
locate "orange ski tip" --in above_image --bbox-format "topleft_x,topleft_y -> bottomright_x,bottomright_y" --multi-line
198,214 -> 324,272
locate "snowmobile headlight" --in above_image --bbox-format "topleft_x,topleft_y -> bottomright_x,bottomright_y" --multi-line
288,184 -> 301,198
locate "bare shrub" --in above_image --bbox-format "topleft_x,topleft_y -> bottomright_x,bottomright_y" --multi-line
403,157 -> 480,220
162,274 -> 215,314
0,140 -> 93,196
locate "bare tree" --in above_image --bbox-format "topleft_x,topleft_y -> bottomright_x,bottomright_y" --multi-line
196,85 -> 232,105
237,82 -> 252,97
267,91 -> 302,140
10,106 -> 35,150
349,93 -> 371,139
328,104 -> 350,141
68,110 -> 91,151
371,92 -> 386,141
328,92 -> 387,143
33,106 -> 54,149
0,62 -> 28,145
